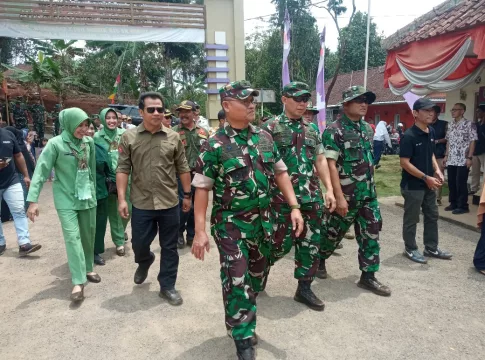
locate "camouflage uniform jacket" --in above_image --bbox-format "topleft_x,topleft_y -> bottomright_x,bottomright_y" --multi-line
262,113 -> 324,204
172,123 -> 209,170
11,103 -> 28,130
194,122 -> 283,239
322,114 -> 377,202
30,104 -> 45,123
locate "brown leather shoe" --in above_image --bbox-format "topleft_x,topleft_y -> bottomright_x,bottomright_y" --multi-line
357,275 -> 391,297
70,285 -> 85,302
87,273 -> 101,283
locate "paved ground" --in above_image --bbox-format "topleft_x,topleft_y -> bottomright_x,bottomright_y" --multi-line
1,183 -> 484,360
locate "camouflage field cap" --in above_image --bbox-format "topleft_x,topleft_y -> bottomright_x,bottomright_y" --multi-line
219,80 -> 259,101
306,101 -> 319,114
176,100 -> 197,111
340,85 -> 376,105
164,110 -> 172,117
282,82 -> 311,97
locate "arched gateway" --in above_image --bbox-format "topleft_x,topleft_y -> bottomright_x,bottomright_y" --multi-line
0,0 -> 245,125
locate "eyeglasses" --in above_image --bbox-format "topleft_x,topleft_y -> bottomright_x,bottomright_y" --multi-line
451,108 -> 464,112
224,98 -> 256,108
146,107 -> 165,114
290,96 -> 310,103
352,97 -> 368,104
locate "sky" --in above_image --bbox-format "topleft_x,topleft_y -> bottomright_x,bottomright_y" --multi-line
244,0 -> 446,50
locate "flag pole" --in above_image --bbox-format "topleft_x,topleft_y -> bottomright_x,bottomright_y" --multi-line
363,0 -> 371,89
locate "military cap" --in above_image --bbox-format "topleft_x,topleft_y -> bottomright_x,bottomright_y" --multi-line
164,110 -> 172,117
413,98 -> 435,111
340,85 -> 376,105
306,101 -> 319,114
219,80 -> 259,101
176,100 -> 197,111
282,82 -> 311,97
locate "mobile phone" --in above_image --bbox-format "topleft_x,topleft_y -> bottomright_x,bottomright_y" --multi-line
0,157 -> 12,163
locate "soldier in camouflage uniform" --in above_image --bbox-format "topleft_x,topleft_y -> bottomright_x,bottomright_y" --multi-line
262,82 -> 336,311
302,101 -> 319,127
51,104 -> 62,136
191,81 -> 304,360
319,86 -> 391,297
10,97 -> 29,131
172,100 -> 210,249
30,98 -> 46,140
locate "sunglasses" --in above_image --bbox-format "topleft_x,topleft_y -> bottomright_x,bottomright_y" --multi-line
146,107 -> 165,114
290,96 -> 310,103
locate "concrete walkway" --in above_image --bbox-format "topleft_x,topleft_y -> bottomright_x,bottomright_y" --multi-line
0,184 -> 484,360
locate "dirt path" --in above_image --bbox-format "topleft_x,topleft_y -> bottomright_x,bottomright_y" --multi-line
0,183 -> 484,359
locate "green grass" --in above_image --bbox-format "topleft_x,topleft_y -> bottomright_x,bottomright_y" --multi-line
375,155 -> 449,198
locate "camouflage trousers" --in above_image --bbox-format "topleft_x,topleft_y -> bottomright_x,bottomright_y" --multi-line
214,234 -> 269,340
268,202 -> 322,281
34,119 -> 44,140
53,119 -> 60,136
320,198 -> 382,272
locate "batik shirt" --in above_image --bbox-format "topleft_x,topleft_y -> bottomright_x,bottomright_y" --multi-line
262,113 -> 324,204
446,118 -> 478,166
193,122 -> 286,239
322,115 -> 376,202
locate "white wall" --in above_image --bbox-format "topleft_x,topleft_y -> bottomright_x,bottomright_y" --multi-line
443,68 -> 485,121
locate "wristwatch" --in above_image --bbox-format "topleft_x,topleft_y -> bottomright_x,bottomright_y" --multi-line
421,175 -> 427,181
183,191 -> 192,198
290,204 -> 301,210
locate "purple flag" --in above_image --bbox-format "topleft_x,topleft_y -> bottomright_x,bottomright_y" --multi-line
316,26 -> 326,133
403,91 -> 421,111
282,8 -> 291,87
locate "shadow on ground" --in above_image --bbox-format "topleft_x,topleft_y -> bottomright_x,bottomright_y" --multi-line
101,283 -> 165,313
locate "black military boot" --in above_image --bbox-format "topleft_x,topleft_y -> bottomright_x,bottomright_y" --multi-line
294,280 -> 325,311
315,259 -> 327,279
235,339 -> 255,360
357,271 -> 391,297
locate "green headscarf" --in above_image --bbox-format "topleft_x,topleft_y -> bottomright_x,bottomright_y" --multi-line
60,108 -> 89,152
59,107 -> 93,201
98,108 -> 119,140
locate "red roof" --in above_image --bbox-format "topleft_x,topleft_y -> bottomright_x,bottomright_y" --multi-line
383,0 -> 485,50
323,66 -> 445,107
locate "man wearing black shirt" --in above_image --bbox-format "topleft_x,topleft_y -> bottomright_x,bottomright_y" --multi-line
430,106 -> 448,205
400,99 -> 452,264
0,127 -> 41,256
471,104 -> 485,194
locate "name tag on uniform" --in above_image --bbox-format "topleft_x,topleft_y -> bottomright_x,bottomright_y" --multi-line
258,137 -> 273,152
221,144 -> 244,161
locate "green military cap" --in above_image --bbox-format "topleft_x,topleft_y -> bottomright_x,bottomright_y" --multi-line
219,80 -> 259,101
341,85 -> 376,105
282,81 -> 311,97
306,101 -> 319,114
176,100 -> 197,111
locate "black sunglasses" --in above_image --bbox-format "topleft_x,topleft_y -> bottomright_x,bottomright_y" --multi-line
290,96 -> 311,103
146,106 -> 165,114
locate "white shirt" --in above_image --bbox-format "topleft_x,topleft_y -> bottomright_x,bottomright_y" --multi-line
373,121 -> 392,147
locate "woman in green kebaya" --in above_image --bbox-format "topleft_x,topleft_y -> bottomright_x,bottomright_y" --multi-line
92,108 -> 131,266
26,108 -> 100,302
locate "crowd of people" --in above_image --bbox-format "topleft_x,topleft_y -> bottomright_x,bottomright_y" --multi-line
1,80 -> 485,360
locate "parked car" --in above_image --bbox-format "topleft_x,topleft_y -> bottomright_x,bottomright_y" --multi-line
108,104 -> 142,126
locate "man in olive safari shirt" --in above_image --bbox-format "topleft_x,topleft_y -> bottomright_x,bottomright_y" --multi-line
117,92 -> 192,306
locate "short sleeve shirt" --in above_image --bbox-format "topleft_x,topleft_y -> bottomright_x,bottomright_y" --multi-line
193,122 -> 283,240
117,123 -> 190,210
322,115 -> 376,202
400,125 -> 436,190
262,113 -> 324,204
446,118 -> 478,166
0,128 -> 21,189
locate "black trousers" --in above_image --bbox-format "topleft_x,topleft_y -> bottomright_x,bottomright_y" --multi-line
447,165 -> 469,210
401,187 -> 439,251
131,205 -> 180,290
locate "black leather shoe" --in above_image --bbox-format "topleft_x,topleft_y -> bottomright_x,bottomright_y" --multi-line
186,237 -> 194,247
159,288 -> 183,306
18,243 -> 42,257
294,281 -> 325,311
94,254 -> 105,266
134,252 -> 155,284
70,285 -> 84,302
0,245 -> 6,256
87,273 -> 101,283
315,259 -> 327,279
444,205 -> 456,211
177,233 -> 185,249
358,273 -> 391,297
235,339 -> 255,360
452,208 -> 469,215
